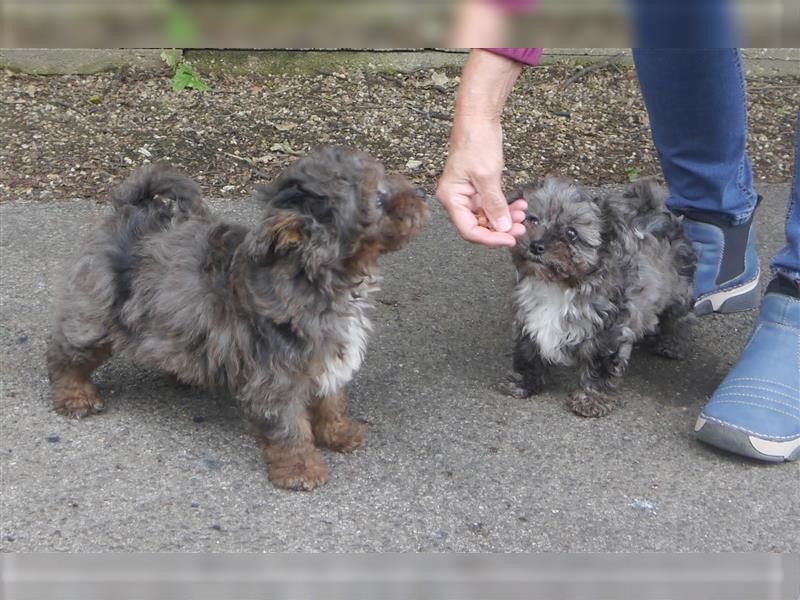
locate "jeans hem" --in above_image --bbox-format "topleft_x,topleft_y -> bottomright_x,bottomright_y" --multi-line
771,266 -> 800,283
666,198 -> 756,226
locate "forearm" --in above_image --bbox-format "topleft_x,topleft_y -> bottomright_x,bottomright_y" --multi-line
454,49 -> 523,125
436,49 -> 527,247
449,1 -> 509,48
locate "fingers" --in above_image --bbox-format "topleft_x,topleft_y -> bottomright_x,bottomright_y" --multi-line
437,173 -> 528,248
445,199 -> 520,248
464,227 -> 520,248
508,198 -> 528,213
510,209 -> 526,223
473,176 -> 512,232
509,222 -> 527,238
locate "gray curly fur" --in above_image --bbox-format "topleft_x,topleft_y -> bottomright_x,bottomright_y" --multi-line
46,147 -> 428,489
500,177 -> 696,417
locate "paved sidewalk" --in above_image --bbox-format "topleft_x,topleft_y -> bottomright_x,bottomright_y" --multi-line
1,185 -> 797,552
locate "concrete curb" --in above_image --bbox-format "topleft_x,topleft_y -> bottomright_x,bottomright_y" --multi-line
0,48 -> 179,75
541,48 -> 800,76
184,49 -> 468,75
2,48 -> 798,76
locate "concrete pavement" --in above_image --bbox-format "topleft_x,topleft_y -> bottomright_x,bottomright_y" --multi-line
1,184 -> 798,552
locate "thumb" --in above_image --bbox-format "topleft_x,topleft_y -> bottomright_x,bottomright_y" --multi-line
475,177 -> 512,232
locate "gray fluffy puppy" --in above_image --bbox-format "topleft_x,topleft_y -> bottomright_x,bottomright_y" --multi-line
47,147 -> 428,490
500,178 -> 696,417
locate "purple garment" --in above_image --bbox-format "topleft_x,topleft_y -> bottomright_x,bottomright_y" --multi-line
485,0 -> 541,65
485,48 -> 543,66
490,0 -> 536,13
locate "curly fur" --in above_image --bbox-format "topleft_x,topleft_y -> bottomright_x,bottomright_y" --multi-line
499,177 -> 696,417
47,147 -> 429,490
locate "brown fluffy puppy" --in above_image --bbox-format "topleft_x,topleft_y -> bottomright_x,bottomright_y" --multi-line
47,147 -> 429,490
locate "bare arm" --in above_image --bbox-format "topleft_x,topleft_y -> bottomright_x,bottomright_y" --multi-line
436,49 -> 527,248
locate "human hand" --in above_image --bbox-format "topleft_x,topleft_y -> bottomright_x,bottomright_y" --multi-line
437,119 -> 527,248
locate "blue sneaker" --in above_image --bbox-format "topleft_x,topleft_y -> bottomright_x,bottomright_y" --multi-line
680,202 -> 760,316
694,275 -> 800,462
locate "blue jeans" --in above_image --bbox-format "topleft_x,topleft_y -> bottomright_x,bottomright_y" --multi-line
632,45 -> 800,280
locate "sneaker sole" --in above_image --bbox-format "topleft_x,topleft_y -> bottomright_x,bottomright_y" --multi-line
694,416 -> 800,462
694,272 -> 760,316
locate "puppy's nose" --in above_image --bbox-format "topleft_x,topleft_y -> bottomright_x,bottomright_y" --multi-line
530,241 -> 546,255
414,187 -> 428,201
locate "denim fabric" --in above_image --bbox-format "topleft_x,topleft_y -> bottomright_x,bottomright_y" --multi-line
632,48 -> 757,225
632,47 -> 800,279
772,112 -> 800,280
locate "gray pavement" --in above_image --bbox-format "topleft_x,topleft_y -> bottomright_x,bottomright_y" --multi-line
1,185 -> 798,552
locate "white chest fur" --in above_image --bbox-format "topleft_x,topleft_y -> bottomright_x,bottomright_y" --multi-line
514,278 -> 587,365
314,288 -> 374,396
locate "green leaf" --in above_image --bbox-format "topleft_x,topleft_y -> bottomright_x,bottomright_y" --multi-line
171,62 -> 208,92
626,166 -> 642,182
160,49 -> 179,69
431,71 -> 451,87
269,142 -> 304,156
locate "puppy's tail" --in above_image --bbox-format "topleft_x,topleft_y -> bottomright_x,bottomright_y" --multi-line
624,177 -> 667,214
111,163 -> 206,220
623,177 -> 682,240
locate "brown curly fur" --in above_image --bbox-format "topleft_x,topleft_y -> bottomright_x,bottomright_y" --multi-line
47,147 -> 428,490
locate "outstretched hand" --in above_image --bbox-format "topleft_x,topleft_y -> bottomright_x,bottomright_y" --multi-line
436,49 -> 526,248
437,120 -> 527,248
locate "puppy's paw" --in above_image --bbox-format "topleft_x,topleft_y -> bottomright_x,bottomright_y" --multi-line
567,390 -> 615,418
314,419 -> 368,453
648,336 -> 688,360
649,343 -> 686,360
264,445 -> 330,491
496,371 -> 541,399
51,382 -> 106,419
496,380 -> 534,399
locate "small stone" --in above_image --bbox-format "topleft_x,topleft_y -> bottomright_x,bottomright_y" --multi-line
192,416 -> 205,423
45,434 -> 60,443
468,521 -> 483,533
17,335 -> 28,343
210,524 -> 222,531
190,501 -> 200,508
197,457 -> 222,471
630,498 -> 658,516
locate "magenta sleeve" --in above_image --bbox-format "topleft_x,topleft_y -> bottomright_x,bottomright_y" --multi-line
489,0 -> 536,13
484,48 -> 543,66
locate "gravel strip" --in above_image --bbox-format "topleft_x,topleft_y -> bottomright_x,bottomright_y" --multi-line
1,64 -> 797,202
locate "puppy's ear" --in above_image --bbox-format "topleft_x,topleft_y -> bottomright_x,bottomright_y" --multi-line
246,213 -> 306,260
270,214 -> 306,253
516,180 -> 542,199
573,183 -> 600,205
506,187 -> 526,204
248,172 -> 343,277
256,181 -> 333,223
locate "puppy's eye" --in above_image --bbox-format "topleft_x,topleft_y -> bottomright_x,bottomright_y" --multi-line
565,227 -> 579,243
526,214 -> 540,225
376,191 -> 389,208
